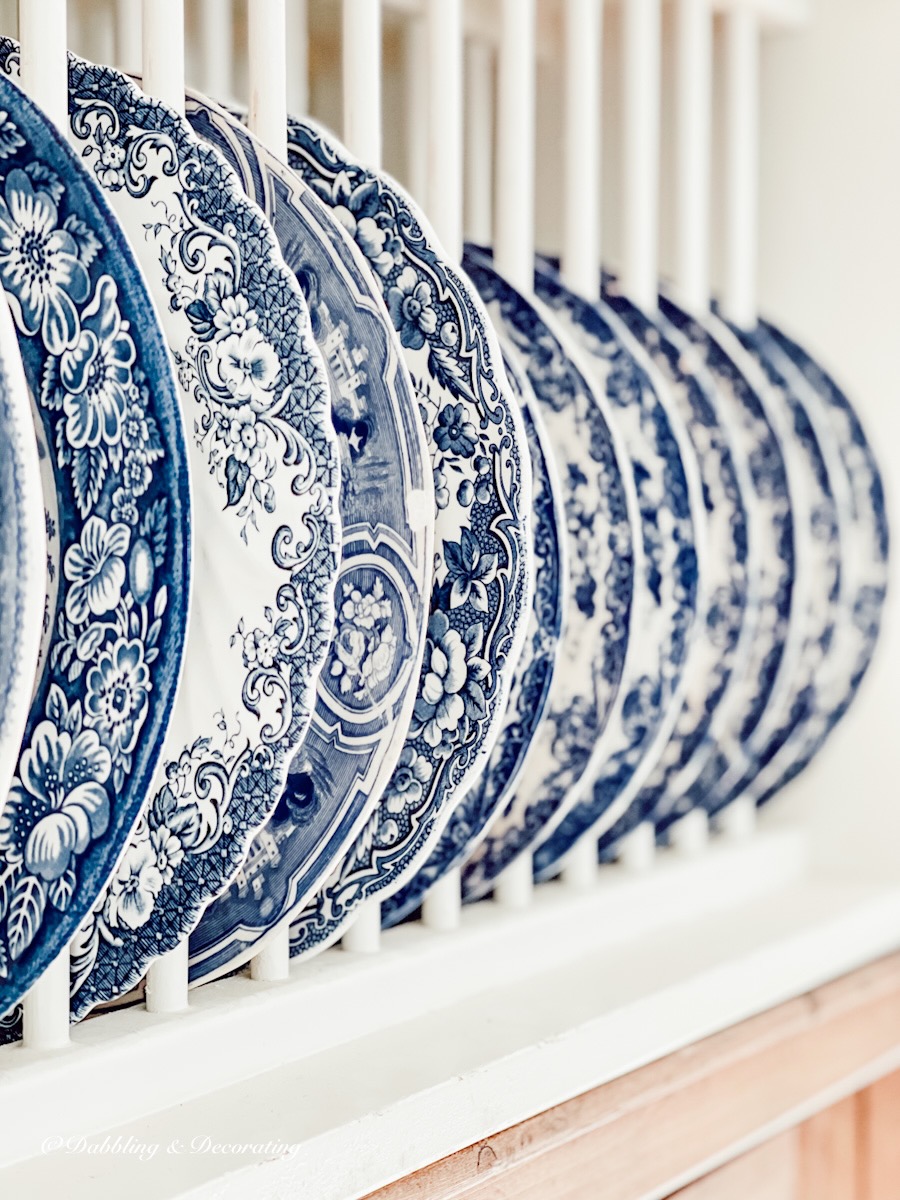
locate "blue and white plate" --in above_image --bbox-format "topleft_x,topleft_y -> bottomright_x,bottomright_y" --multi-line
180,95 -> 433,981
649,294 -> 796,835
283,121 -> 532,956
383,344 -> 565,924
707,314 -> 842,812
0,278 -> 45,809
730,319 -> 887,805
0,70 -> 190,1014
529,263 -> 703,879
460,247 -> 637,900
0,46 -> 342,1020
582,272 -> 753,852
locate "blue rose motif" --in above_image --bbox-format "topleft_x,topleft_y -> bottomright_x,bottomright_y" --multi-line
444,528 -> 498,611
386,266 -> 438,350
0,720 -> 111,882
434,402 -> 477,458
0,167 -> 90,354
48,276 -> 136,450
84,637 -> 151,758
63,516 -> 130,624
384,746 -> 433,814
411,612 -> 490,749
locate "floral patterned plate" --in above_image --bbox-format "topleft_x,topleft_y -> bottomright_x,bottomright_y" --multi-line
0,45 -> 342,1023
646,294 -> 796,837
564,269 -> 753,854
741,320 -> 888,804
0,263 -> 45,810
0,71 -> 190,1014
713,315 -> 878,811
527,260 -> 704,880
282,120 -> 531,957
460,247 -> 637,901
383,345 -> 564,924
703,312 -> 841,814
180,95 -> 432,981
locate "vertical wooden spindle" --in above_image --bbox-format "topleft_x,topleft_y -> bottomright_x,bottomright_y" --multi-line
561,0 -> 602,299
143,0 -> 185,116
248,0 -> 287,162
495,0 -> 535,294
621,0 -> 661,311
342,0 -> 381,167
673,0 -> 712,312
424,0 -> 463,258
721,6 -> 759,328
464,38 -> 494,247
18,0 -> 67,127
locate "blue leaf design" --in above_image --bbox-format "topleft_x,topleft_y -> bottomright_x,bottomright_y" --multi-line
225,454 -> 250,508
46,682 -> 68,728
140,498 -> 169,568
7,876 -> 46,961
48,869 -> 76,913
71,444 -> 107,517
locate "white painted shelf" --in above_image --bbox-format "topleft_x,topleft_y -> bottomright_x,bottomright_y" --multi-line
2,818 -> 899,1199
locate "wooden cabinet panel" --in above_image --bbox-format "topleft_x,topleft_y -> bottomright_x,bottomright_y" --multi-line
859,1071 -> 900,1200
797,1096 -> 861,1200
669,1136 -> 797,1200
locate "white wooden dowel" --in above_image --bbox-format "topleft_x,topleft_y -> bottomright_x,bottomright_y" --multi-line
197,0 -> 234,104
617,821 -> 657,872
670,808 -> 710,858
249,919 -> 291,982
721,6 -> 759,329
621,0 -> 661,312
717,795 -> 757,840
114,0 -> 141,73
285,0 -> 308,116
464,39 -> 493,247
143,0 -> 185,116
248,0 -> 287,162
421,868 -> 462,932
561,837 -> 598,891
673,0 -> 712,313
403,15 -> 427,207
144,939 -> 189,1014
22,948 -> 70,1050
342,0 -> 381,167
493,852 -> 534,910
18,0 -> 67,130
341,899 -> 381,953
495,0 -> 535,293
561,0 -> 601,299
425,0 -> 463,259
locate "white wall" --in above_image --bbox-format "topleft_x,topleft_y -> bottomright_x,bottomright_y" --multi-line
754,0 -> 900,874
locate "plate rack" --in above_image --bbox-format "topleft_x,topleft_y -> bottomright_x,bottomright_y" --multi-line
2,2 -> 899,1199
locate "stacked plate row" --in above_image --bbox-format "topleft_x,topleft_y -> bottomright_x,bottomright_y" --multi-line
0,43 -> 888,1036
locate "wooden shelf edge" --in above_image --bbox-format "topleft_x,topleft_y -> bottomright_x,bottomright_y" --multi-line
363,952 -> 900,1200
